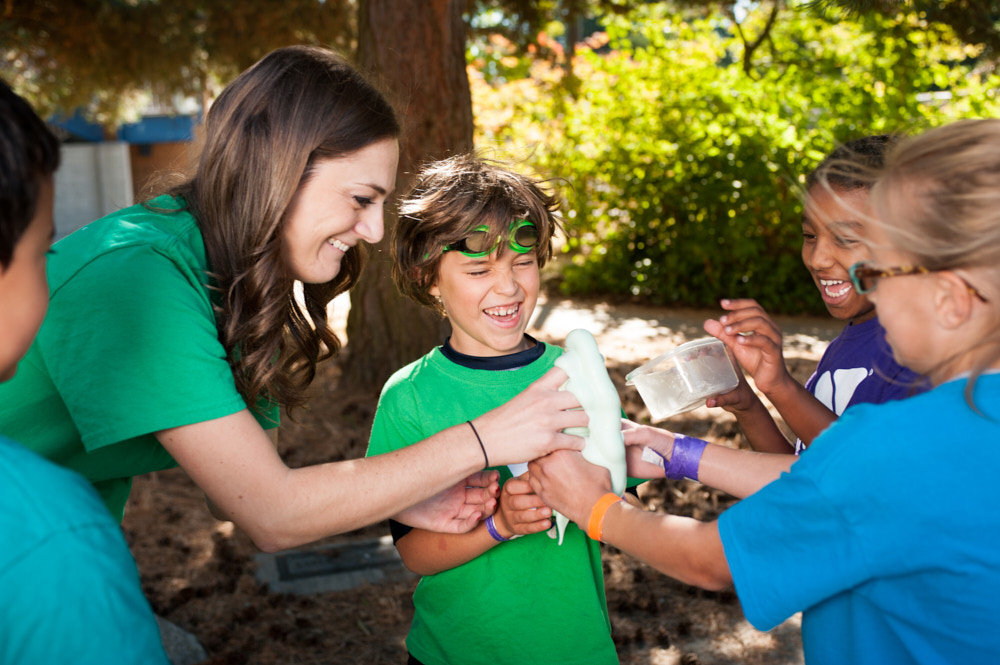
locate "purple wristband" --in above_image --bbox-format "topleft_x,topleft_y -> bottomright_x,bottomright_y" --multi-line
665,434 -> 709,481
485,515 -> 511,542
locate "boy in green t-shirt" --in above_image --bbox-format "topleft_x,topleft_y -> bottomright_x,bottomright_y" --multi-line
366,154 -> 621,665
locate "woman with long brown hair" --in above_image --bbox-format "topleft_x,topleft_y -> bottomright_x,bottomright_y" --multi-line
0,45 -> 585,553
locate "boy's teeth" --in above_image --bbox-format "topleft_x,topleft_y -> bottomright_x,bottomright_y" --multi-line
822,280 -> 852,297
486,305 -> 519,317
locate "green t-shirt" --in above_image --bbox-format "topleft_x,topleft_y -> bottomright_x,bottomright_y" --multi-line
366,344 -> 620,665
0,197 -> 278,521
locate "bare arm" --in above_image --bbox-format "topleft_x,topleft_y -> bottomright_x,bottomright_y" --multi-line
705,372 -> 795,454
758,376 -> 835,446
158,367 -> 586,552
529,450 -> 732,591
622,421 -> 795,499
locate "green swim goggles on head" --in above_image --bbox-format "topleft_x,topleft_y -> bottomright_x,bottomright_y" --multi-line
444,219 -> 539,258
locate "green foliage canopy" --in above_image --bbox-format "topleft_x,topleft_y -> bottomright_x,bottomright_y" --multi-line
0,0 -> 354,126
475,4 -> 1000,314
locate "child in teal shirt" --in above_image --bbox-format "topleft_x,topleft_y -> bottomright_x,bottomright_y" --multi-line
0,78 -> 168,665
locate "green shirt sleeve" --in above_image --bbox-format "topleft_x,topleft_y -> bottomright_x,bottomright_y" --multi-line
40,243 -> 261,451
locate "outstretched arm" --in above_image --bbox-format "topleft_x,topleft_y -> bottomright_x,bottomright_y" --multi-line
158,367 -> 586,553
621,420 -> 795,499
528,450 -> 732,591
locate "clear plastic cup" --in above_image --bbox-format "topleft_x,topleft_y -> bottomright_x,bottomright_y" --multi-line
625,337 -> 739,421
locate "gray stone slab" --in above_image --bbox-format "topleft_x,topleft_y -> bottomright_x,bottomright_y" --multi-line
255,535 -> 415,595
156,615 -> 208,665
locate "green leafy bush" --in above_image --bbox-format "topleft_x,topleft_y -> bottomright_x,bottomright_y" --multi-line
473,6 -> 1000,314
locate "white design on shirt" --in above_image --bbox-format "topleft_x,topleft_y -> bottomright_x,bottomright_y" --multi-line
795,367 -> 873,454
813,367 -> 873,415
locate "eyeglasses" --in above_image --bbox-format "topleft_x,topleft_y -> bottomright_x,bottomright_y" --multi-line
444,219 -> 539,258
849,261 -> 988,303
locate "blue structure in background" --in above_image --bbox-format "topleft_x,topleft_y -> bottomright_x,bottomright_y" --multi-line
49,109 -> 199,144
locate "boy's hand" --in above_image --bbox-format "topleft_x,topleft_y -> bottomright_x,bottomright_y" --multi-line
494,473 -> 553,538
705,358 -> 763,415
703,298 -> 794,397
395,470 -> 500,534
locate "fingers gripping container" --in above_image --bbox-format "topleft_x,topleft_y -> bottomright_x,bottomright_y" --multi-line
625,337 -> 739,421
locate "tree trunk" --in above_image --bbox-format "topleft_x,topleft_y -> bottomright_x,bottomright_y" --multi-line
342,0 -> 473,392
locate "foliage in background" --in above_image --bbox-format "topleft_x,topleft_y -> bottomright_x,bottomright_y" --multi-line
473,3 -> 1000,313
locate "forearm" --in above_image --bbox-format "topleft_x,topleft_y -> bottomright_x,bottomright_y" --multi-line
730,396 -> 795,454
600,500 -> 732,591
697,445 -> 795,499
163,414 -> 487,552
396,523 -> 499,576
764,379 -> 836,446
249,429 -> 486,550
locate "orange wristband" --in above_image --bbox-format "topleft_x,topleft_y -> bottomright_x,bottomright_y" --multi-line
586,493 -> 622,541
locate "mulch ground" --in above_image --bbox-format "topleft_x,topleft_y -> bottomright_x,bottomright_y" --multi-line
123,300 -> 829,665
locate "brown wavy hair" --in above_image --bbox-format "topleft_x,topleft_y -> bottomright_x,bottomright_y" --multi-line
394,153 -> 564,315
162,46 -> 400,414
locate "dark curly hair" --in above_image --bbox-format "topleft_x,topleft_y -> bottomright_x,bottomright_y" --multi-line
806,134 -> 898,193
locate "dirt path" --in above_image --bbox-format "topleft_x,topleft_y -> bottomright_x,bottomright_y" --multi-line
125,296 -> 840,665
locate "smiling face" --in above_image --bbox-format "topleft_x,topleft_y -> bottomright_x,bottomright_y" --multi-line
0,175 -> 53,381
429,246 -> 540,357
802,186 -> 877,324
280,138 -> 398,284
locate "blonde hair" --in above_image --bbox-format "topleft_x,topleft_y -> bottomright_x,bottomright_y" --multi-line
870,118 -> 1000,399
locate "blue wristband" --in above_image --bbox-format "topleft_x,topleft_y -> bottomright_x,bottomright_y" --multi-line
485,515 -> 511,542
665,435 -> 709,481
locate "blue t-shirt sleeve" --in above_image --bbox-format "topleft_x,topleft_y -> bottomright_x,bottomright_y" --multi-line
718,426 -> 875,630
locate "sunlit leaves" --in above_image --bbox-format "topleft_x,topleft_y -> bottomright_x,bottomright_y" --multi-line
474,5 -> 1000,312
0,0 -> 355,124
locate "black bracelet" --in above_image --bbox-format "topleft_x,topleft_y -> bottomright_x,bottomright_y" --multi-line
467,420 -> 489,469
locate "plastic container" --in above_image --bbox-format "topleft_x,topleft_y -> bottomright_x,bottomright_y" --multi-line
625,337 -> 739,421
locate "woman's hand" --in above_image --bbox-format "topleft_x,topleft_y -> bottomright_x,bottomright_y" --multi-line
528,450 -> 612,528
493,473 -> 553,538
703,298 -> 794,397
395,470 -> 500,533
474,367 -> 587,466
